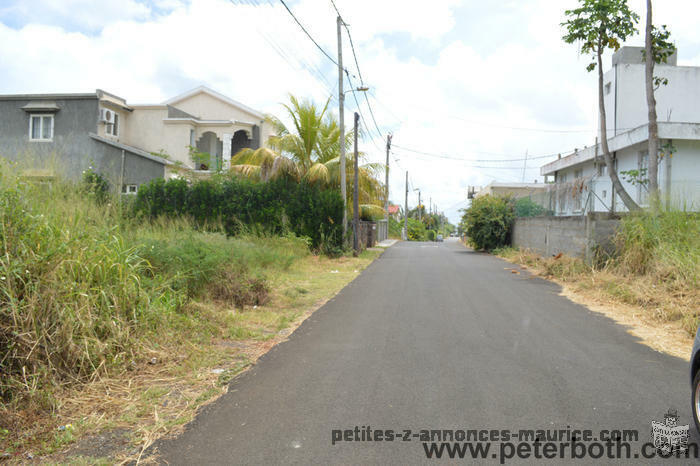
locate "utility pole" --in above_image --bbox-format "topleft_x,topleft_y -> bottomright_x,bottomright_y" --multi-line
403,171 -> 408,241
337,15 -> 347,244
418,190 -> 421,221
521,149 -> 528,183
353,112 -> 360,256
384,133 -> 392,224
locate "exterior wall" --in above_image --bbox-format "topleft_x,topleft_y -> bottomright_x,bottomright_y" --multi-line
603,62 -> 700,137
123,107 -> 192,166
551,139 -> 700,214
170,92 -> 264,125
512,214 -> 620,263
0,96 -> 99,178
0,96 -> 164,186
476,185 -> 546,199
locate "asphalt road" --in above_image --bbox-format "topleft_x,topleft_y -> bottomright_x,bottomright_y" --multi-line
153,239 -> 695,464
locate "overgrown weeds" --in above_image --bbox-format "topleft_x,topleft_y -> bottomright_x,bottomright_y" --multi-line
497,210 -> 700,336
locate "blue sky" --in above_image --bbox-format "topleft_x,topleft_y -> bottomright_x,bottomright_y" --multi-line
1,0 -> 698,223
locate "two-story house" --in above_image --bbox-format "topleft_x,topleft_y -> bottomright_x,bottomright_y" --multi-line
540,46 -> 700,215
0,86 -> 271,193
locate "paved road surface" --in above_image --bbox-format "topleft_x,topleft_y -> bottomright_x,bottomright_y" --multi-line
153,239 -> 694,464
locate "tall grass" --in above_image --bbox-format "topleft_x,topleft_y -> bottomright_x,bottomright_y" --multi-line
0,168 -> 310,407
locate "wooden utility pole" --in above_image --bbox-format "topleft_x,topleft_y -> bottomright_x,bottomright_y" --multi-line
384,134 -> 392,224
337,15 -> 347,242
404,171 -> 408,240
418,191 -> 421,221
353,112 -> 360,256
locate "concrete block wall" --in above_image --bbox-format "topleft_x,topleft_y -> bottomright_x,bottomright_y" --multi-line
512,213 -> 620,262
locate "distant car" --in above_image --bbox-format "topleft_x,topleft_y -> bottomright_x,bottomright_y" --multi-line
691,326 -> 700,432
436,234 -> 443,242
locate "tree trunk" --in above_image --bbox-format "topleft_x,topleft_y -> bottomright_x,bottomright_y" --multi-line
597,44 -> 640,212
645,0 -> 660,209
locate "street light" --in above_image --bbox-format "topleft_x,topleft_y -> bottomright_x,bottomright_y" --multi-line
338,85 -> 370,247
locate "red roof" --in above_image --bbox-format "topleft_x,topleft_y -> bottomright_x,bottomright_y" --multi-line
388,205 -> 400,214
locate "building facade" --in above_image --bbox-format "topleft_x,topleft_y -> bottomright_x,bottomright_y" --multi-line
540,46 -> 700,215
0,86 -> 271,193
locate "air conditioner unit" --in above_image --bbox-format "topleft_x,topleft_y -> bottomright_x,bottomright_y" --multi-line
100,108 -> 115,124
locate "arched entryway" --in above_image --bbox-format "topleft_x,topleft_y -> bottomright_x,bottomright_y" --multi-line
231,129 -> 253,157
195,131 -> 223,170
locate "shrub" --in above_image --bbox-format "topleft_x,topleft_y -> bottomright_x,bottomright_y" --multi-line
133,177 -> 344,251
515,197 -> 547,217
406,217 -> 426,241
80,167 -> 110,204
426,229 -> 436,241
462,195 -> 514,251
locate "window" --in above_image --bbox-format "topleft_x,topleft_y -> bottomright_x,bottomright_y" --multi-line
106,112 -> 119,136
190,129 -> 195,147
121,184 -> 138,194
29,114 -> 54,141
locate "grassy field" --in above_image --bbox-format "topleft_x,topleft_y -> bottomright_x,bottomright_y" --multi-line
495,211 -> 699,358
0,168 -> 382,462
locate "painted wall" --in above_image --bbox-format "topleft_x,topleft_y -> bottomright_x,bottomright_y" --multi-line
123,107 -> 192,166
0,97 -> 164,185
171,91 -> 264,124
552,139 -> 700,214
603,63 -> 700,137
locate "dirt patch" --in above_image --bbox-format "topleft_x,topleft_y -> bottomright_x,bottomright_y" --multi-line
62,428 -> 133,461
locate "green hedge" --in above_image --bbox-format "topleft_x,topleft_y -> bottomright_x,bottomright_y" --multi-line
133,177 -> 343,249
462,195 -> 514,251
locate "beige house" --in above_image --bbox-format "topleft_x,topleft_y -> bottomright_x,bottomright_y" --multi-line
95,86 -> 272,175
474,182 -> 546,199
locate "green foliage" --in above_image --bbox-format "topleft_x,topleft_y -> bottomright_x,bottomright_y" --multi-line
406,217 -> 427,241
0,175 -> 311,405
643,24 -> 676,88
615,211 -> 699,285
80,167 -> 110,204
188,145 -> 214,171
514,197 -> 547,218
462,195 -> 515,251
562,0 -> 639,72
620,168 -> 648,187
388,217 -> 403,238
426,230 -> 436,241
133,176 -> 344,251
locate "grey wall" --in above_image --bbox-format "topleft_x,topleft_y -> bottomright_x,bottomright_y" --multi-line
512,213 -> 620,263
0,96 -> 164,187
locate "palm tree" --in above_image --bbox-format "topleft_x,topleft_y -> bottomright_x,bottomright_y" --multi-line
230,94 -> 385,216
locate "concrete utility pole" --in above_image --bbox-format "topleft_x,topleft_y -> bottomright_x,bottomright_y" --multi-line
418,191 -> 422,221
384,133 -> 392,224
337,15 -> 347,243
403,171 -> 408,240
353,112 -> 360,256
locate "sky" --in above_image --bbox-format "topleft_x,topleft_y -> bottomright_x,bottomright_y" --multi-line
1,0 -> 699,224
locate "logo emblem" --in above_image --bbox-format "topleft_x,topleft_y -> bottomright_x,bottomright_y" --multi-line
651,409 -> 689,455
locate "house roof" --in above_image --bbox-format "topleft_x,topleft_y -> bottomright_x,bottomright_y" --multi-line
0,92 -> 97,101
540,122 -> 700,175
388,205 -> 400,214
89,133 -> 174,166
162,86 -> 265,120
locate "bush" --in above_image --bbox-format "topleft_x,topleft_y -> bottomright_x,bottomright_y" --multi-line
406,217 -> 426,241
462,195 -> 514,251
426,230 -> 436,241
515,197 -> 547,217
81,167 -> 110,204
133,177 -> 344,251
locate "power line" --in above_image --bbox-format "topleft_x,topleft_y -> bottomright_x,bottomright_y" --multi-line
330,0 -> 384,139
278,0 -> 338,66
392,144 -> 562,163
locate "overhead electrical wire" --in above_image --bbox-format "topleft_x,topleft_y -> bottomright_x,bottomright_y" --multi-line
278,0 -> 338,66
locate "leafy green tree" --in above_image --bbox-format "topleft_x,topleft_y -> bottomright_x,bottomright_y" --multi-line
230,95 -> 384,216
514,197 -> 547,217
461,195 -> 514,251
562,0 -> 640,212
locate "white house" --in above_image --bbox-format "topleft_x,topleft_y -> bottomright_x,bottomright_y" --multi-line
96,86 -> 273,175
540,46 -> 700,215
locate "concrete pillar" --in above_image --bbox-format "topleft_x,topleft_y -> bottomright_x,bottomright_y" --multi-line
222,133 -> 232,170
